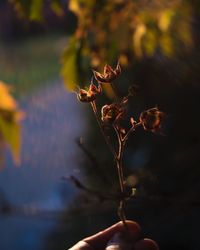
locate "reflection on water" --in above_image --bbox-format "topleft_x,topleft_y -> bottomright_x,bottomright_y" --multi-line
0,81 -> 86,250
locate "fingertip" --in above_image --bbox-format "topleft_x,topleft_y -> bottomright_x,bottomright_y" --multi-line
69,241 -> 93,250
134,238 -> 159,250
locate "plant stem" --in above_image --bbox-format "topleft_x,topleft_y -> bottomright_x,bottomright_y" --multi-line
114,125 -> 127,225
91,100 -> 127,224
114,123 -> 141,226
90,101 -> 117,160
91,101 -> 140,227
122,122 -> 141,142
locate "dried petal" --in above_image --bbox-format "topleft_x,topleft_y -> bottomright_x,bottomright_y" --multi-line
122,96 -> 128,105
77,83 -> 101,103
93,70 -> 106,82
104,64 -> 115,75
89,83 -> 101,95
77,89 -> 95,102
93,62 -> 121,83
115,62 -> 121,75
130,117 -> 137,127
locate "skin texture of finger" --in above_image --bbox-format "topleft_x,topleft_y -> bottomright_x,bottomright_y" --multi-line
83,220 -> 141,250
69,241 -> 93,250
134,238 -> 159,250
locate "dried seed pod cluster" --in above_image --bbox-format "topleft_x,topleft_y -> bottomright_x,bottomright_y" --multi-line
77,62 -> 164,135
76,62 -> 165,224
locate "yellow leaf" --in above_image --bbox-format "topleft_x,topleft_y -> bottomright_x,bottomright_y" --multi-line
0,138 -> 5,169
159,33 -> 174,57
143,29 -> 157,56
30,0 -> 43,21
50,1 -> 64,17
68,0 -> 81,16
158,9 -> 175,32
0,81 -> 17,111
0,116 -> 21,166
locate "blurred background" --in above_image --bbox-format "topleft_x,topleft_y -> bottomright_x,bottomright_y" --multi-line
0,0 -> 200,249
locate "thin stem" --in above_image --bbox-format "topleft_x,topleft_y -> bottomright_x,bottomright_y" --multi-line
113,119 -> 142,227
116,137 -> 125,193
90,101 -> 117,160
114,125 -> 127,225
122,122 -> 141,142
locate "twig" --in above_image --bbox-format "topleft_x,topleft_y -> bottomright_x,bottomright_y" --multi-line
122,122 -> 141,142
63,175 -> 115,201
76,138 -> 110,184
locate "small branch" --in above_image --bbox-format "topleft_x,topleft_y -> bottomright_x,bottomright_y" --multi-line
63,175 -> 115,201
113,122 -> 142,225
76,138 -> 110,184
122,122 -> 141,142
90,101 -> 117,160
113,121 -> 141,226
113,124 -> 123,143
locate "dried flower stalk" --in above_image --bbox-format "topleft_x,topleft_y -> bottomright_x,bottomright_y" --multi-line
76,62 -> 164,227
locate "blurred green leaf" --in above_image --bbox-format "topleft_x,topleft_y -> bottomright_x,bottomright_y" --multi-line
159,33 -> 174,57
133,23 -> 146,58
143,28 -> 157,56
0,35 -> 60,98
61,36 -> 80,91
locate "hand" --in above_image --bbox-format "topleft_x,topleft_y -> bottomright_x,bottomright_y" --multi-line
69,220 -> 159,250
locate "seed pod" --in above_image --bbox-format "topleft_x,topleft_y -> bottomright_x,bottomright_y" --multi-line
77,83 -> 101,103
101,104 -> 126,124
93,62 -> 121,83
139,107 -> 165,133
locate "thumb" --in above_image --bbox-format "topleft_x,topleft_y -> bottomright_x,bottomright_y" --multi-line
84,221 -> 141,250
70,221 -> 141,250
